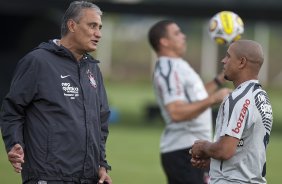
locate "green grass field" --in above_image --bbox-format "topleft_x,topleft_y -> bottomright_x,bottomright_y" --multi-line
0,82 -> 281,183
1,126 -> 281,183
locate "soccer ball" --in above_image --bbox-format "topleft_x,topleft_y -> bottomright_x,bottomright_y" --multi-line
208,11 -> 244,45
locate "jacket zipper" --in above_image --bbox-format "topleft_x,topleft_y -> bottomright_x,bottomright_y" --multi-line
78,61 -> 88,176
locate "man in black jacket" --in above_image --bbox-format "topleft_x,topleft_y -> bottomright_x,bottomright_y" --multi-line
1,1 -> 112,184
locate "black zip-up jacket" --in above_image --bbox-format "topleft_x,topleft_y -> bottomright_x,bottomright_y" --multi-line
1,40 -> 111,183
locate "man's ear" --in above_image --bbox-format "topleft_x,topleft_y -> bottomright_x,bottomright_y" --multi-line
67,19 -> 76,33
160,37 -> 169,48
238,56 -> 247,69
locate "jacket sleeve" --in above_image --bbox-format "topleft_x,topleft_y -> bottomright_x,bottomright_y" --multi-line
96,67 -> 111,171
1,54 -> 38,152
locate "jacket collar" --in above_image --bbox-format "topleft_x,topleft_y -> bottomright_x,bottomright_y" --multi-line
35,40 -> 99,63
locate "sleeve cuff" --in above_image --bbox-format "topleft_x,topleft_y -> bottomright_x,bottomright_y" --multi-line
99,162 -> 112,171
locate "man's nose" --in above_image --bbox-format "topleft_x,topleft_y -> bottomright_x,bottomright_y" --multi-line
95,30 -> 102,38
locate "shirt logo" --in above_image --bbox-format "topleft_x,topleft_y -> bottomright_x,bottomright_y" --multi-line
232,99 -> 250,134
255,92 -> 273,134
61,82 -> 79,100
61,75 -> 71,79
237,139 -> 244,147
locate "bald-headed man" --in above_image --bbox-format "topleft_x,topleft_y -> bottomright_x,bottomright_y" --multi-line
190,40 -> 273,184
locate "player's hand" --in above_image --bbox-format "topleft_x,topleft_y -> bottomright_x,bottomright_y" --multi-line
8,144 -> 24,173
211,88 -> 232,104
98,167 -> 112,184
191,140 -> 209,158
191,157 -> 210,169
216,71 -> 226,85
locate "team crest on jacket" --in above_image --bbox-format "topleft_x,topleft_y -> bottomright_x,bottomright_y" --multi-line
87,69 -> 97,88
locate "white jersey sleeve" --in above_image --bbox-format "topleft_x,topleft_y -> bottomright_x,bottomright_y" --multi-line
158,63 -> 186,105
154,57 -> 208,106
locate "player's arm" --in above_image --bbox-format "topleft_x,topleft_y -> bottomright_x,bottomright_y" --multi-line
1,55 -> 39,151
97,67 -> 111,172
205,71 -> 226,95
192,135 -> 239,160
166,88 -> 230,122
1,55 -> 39,172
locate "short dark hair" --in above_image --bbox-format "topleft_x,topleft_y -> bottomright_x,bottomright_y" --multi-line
61,1 -> 102,37
148,20 -> 175,52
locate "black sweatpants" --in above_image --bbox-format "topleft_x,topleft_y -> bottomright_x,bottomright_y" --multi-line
161,148 -> 209,184
23,179 -> 100,184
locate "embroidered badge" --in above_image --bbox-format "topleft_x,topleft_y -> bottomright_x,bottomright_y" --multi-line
87,69 -> 97,88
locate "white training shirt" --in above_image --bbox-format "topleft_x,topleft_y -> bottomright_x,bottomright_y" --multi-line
153,56 -> 212,153
210,80 -> 273,184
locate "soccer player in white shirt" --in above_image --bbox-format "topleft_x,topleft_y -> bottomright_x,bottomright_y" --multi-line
191,40 -> 273,184
148,20 -> 230,184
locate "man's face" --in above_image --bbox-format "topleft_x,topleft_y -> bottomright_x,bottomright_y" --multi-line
72,8 -> 102,53
221,43 -> 239,81
165,23 -> 187,57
